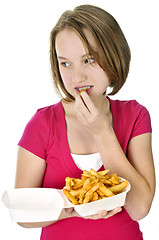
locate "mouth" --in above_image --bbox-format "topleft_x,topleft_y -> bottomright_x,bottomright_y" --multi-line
75,85 -> 93,94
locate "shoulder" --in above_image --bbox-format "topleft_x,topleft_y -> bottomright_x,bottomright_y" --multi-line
109,98 -> 149,117
21,101 -> 62,136
18,101 -> 62,158
109,98 -> 152,138
32,101 -> 62,123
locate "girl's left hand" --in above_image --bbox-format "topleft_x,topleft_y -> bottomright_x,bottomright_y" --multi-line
74,91 -> 112,136
64,207 -> 122,220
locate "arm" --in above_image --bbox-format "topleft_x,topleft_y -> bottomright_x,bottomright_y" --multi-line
15,147 -> 75,228
75,92 -> 155,221
15,146 -> 53,227
15,146 -> 122,228
95,131 -> 155,220
15,146 -> 46,188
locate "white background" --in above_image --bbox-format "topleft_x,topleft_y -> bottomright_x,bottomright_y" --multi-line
0,0 -> 158,239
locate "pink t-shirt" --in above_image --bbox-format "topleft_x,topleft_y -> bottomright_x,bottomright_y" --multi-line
18,98 -> 152,240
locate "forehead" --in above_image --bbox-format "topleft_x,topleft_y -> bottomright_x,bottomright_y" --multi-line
55,28 -> 97,57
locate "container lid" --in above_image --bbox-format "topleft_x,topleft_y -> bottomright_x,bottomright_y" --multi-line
2,188 -> 64,222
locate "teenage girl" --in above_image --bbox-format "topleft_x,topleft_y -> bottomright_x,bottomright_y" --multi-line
15,5 -> 155,240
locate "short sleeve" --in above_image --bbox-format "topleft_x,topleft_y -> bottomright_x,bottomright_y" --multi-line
18,106 -> 52,160
130,104 -> 152,139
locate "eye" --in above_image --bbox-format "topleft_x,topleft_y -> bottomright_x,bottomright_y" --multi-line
61,62 -> 71,67
85,58 -> 95,64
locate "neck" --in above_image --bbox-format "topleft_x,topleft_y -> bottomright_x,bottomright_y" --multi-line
92,94 -> 110,113
62,94 -> 110,118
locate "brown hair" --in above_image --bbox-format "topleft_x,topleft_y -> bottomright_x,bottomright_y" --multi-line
50,4 -> 131,101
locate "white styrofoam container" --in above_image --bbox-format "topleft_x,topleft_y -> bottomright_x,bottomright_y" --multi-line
2,179 -> 130,222
62,178 -> 131,216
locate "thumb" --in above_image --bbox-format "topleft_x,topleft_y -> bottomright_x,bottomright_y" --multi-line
65,207 -> 74,213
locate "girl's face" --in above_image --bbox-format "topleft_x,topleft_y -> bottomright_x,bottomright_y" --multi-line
55,28 -> 110,103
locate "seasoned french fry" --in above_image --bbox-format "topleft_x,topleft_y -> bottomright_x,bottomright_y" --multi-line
99,178 -> 112,186
78,189 -> 87,204
98,169 -> 110,176
90,168 -> 105,179
72,179 -> 84,189
65,177 -> 74,190
99,182 -> 115,197
83,192 -> 94,204
81,175 -> 88,181
90,178 -> 99,185
90,183 -> 100,192
83,183 -> 100,203
79,88 -> 87,93
62,189 -> 79,205
82,170 -> 92,178
83,178 -> 92,191
97,189 -> 105,197
110,175 -> 120,185
108,180 -> 129,193
70,188 -> 83,197
110,174 -> 121,181
92,192 -> 99,201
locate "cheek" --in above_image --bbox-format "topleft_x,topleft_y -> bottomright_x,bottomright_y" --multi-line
59,68 -> 70,85
95,70 -> 110,87
59,69 -> 72,93
101,70 -> 110,86
93,65 -> 109,82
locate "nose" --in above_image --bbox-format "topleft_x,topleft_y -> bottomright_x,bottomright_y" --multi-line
72,66 -> 87,84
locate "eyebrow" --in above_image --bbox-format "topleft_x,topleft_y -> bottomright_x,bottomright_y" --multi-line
57,53 -> 93,61
57,56 -> 69,60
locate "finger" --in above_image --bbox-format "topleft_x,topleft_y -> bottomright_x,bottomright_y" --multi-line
111,207 -> 122,214
65,207 -> 74,213
99,207 -> 122,218
83,207 -> 122,220
97,210 -> 108,218
80,91 -> 97,114
106,207 -> 122,218
76,94 -> 89,110
83,210 -> 107,220
75,94 -> 91,118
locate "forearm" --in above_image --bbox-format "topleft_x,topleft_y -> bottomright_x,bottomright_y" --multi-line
17,220 -> 57,228
95,128 -> 139,177
17,208 -> 76,228
94,129 -> 154,220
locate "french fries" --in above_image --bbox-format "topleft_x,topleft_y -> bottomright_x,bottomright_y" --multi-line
63,189 -> 79,205
62,169 -> 129,205
79,88 -> 87,93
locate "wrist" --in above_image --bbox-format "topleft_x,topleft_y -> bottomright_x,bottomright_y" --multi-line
94,125 -> 115,143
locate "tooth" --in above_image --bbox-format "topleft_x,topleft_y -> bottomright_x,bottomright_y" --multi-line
79,89 -> 86,93
78,86 -> 90,93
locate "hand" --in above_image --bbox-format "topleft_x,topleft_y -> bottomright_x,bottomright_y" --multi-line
60,207 -> 122,220
82,207 -> 122,220
74,91 -> 112,136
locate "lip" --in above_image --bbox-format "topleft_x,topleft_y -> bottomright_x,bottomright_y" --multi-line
75,85 -> 94,94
